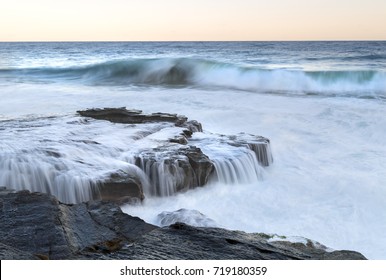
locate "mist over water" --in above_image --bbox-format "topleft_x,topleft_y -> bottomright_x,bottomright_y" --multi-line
1,42 -> 386,259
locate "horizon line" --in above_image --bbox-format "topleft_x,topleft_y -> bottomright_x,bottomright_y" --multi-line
1,39 -> 386,43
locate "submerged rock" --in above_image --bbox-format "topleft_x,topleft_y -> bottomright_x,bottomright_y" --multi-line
157,208 -> 218,227
0,189 -> 367,260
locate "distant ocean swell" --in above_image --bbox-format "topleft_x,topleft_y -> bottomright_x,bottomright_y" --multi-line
2,58 -> 385,98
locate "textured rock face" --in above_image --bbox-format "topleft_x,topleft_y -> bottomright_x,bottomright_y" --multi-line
226,133 -> 273,167
134,146 -> 214,196
121,223 -> 366,260
77,107 -> 202,133
0,188 -> 366,260
95,171 -> 145,204
157,209 -> 218,227
1,108 -> 274,204
76,108 -> 214,200
0,188 -> 156,259
77,107 -> 272,201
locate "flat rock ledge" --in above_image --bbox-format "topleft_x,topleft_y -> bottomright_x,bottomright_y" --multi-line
78,107 -> 272,203
0,188 -> 366,260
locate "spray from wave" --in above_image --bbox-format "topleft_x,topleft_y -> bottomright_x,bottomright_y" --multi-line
1,58 -> 385,98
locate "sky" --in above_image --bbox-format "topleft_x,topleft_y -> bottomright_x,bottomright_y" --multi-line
0,0 -> 385,41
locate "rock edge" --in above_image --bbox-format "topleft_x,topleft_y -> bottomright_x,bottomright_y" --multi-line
0,188 -> 366,260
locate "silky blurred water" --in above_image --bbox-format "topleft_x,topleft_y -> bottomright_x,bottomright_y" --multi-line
1,42 -> 386,259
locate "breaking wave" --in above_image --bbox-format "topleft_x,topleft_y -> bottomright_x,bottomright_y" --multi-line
1,58 -> 385,98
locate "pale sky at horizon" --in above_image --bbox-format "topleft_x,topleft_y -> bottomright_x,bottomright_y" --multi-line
1,0 -> 385,41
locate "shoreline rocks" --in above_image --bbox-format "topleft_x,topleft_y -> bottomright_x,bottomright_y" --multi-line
78,107 -> 272,202
0,108 -> 274,204
0,188 -> 366,260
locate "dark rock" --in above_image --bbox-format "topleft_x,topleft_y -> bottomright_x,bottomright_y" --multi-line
95,171 -> 144,204
184,146 -> 214,186
0,189 -> 72,259
226,133 -> 273,166
319,250 -> 367,260
0,189 -> 366,260
0,188 -> 156,259
169,135 -> 188,145
157,209 -> 217,227
0,243 -> 40,260
78,107 -> 183,125
77,107 -> 203,134
134,145 -> 214,196
122,223 -> 367,260
74,108 -> 272,199
181,120 -> 202,133
86,200 -> 157,242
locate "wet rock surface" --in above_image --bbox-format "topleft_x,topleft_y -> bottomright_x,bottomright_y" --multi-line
78,108 -> 272,201
0,108 -> 274,204
133,145 -> 214,196
95,171 -> 145,204
0,188 -> 366,260
0,188 -> 156,259
77,107 -> 202,133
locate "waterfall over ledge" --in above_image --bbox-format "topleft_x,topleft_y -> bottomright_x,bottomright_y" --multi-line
0,108 -> 273,204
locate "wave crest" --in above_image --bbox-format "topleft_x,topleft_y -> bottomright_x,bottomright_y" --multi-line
2,58 -> 386,98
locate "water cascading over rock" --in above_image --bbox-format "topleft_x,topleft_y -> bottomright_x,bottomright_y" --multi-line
0,108 -> 273,203
0,153 -> 96,204
131,146 -> 214,197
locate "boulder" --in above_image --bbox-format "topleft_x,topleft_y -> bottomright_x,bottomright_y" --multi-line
157,209 -> 217,227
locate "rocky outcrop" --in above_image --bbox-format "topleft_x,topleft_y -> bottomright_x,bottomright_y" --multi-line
226,133 -> 273,166
0,108 -> 274,204
0,188 -> 156,259
77,108 -> 272,201
76,108 -> 215,200
157,208 -> 218,227
119,223 -> 366,260
77,107 -> 202,134
0,188 -> 366,260
133,146 -> 214,196
94,170 -> 145,204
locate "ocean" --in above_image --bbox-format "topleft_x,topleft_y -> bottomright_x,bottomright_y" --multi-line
0,41 -> 385,259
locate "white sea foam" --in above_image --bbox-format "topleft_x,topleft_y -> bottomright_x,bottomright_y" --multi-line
2,82 -> 386,259
2,58 -> 385,98
1,42 -> 386,259
116,87 -> 386,260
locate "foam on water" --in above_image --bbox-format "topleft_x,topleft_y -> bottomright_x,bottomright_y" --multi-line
117,88 -> 386,260
1,84 -> 386,259
1,42 -> 386,259
2,58 -> 385,98
189,133 -> 269,184
157,208 -> 218,228
0,114 -> 191,203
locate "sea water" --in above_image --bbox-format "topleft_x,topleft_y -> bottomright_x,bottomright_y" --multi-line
0,41 -> 385,259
